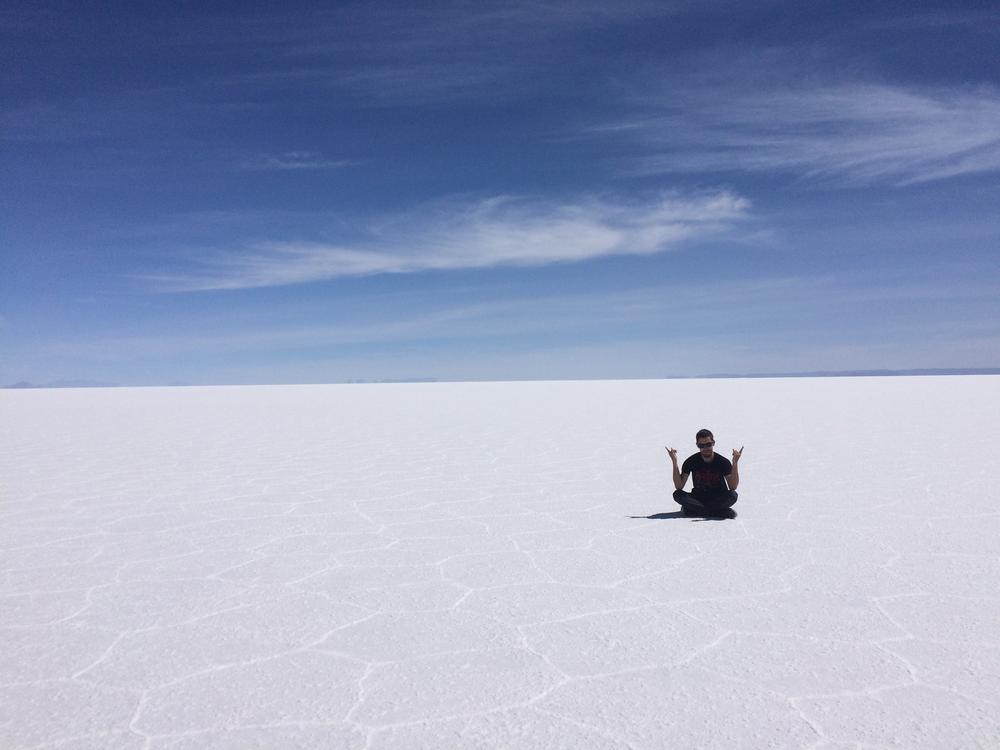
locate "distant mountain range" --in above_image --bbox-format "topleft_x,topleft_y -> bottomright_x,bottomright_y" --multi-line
4,369 -> 998,389
3,379 -> 122,389
677,368 -> 1000,379
1,377 -> 439,389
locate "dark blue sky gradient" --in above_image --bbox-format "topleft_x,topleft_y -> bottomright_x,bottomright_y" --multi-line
2,1 -> 999,384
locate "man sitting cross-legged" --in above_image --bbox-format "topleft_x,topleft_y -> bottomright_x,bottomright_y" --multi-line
666,428 -> 742,518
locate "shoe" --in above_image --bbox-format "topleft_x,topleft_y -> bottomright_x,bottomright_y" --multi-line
707,507 -> 737,520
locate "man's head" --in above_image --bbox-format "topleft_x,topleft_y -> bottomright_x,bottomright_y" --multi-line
695,428 -> 715,457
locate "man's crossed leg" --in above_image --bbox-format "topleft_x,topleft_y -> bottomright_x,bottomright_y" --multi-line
673,489 -> 738,518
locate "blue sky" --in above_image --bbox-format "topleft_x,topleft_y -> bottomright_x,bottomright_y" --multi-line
3,1 -> 999,385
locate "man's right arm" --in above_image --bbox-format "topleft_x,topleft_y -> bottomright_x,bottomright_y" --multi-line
667,448 -> 688,490
673,466 -> 688,491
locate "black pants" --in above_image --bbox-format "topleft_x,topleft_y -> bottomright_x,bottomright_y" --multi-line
673,489 -> 738,515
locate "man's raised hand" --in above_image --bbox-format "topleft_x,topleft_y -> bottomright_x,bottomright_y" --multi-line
732,446 -> 744,463
666,447 -> 678,463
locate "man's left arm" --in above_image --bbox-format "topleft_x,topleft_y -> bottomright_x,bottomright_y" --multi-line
727,446 -> 743,490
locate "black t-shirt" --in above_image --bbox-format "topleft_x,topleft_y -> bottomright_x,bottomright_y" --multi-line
682,453 -> 733,494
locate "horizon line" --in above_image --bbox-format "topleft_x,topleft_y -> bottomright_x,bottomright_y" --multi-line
4,368 -> 1000,390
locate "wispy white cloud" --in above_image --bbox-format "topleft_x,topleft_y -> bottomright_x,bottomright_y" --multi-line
38,271 -> 1000,371
145,191 -> 751,291
33,274 -> 850,359
183,1 -> 690,105
240,152 -> 357,171
602,82 -> 1000,186
868,9 -> 1000,33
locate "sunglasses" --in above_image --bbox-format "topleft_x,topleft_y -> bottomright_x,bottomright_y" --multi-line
696,441 -> 715,448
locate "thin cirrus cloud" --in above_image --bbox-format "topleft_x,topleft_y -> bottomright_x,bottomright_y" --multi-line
240,152 -> 357,171
607,83 -> 1000,186
187,2 -> 683,105
43,274 -> 835,360
147,191 -> 751,292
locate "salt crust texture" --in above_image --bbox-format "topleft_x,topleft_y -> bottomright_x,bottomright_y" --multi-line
2,376 -> 999,749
